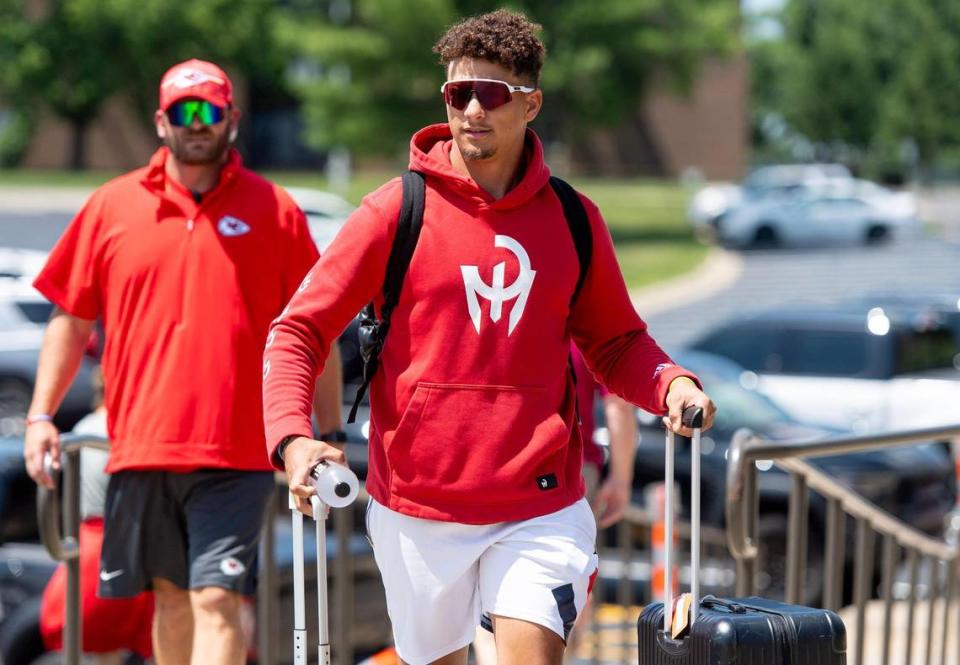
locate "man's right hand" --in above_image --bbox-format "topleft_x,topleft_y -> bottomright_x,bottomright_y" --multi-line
284,436 -> 348,516
24,421 -> 61,489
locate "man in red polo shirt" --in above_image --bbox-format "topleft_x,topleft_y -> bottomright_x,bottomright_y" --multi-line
23,59 -> 341,665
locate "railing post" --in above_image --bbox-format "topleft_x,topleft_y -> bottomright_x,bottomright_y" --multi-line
880,534 -> 897,665
786,472 -> 808,604
905,548 -> 921,664
941,555 -> 956,665
924,556 -> 940,665
823,499 -> 846,612
735,464 -> 759,597
852,518 -> 875,665
258,488 -> 278,665
616,515 -> 632,665
63,448 -> 82,665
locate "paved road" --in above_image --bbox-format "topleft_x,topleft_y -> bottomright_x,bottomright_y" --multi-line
2,210 -> 74,251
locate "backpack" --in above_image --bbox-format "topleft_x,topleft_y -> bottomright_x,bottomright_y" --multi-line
347,170 -> 593,423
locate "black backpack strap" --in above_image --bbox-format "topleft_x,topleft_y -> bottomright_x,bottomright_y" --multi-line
550,176 -> 593,428
348,171 -> 426,423
382,171 -> 426,318
548,176 -> 592,306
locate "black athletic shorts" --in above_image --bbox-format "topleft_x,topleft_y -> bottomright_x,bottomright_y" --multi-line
99,468 -> 274,598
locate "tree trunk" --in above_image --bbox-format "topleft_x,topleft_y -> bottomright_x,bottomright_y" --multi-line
69,116 -> 88,171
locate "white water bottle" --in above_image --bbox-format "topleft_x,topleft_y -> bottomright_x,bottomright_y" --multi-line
310,461 -> 359,508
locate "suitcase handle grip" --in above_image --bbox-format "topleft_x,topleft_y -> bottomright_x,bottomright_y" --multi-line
700,595 -> 747,614
681,406 -> 703,429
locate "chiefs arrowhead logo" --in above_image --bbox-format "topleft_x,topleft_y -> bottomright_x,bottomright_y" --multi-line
219,557 -> 246,577
217,215 -> 251,237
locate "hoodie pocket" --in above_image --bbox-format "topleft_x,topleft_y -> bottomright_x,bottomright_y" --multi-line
385,382 -> 570,505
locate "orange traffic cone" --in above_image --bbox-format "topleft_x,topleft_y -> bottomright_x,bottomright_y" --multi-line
646,482 -> 679,605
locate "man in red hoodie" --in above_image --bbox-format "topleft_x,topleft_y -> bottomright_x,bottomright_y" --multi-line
24,59 -> 342,665
264,10 -> 715,665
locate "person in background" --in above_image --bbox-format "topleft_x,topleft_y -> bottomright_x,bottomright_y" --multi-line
571,344 -> 638,528
24,58 -> 343,665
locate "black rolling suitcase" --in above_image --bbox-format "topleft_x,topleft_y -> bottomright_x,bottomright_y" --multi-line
636,407 -> 847,664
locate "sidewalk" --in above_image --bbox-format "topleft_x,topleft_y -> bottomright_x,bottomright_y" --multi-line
629,248 -> 743,318
0,185 -> 93,214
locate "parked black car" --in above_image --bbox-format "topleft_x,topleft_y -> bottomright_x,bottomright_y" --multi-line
690,305 -> 958,381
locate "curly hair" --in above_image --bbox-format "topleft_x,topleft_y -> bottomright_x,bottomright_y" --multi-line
433,9 -> 545,86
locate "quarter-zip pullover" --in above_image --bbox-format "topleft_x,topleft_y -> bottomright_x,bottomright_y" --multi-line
35,147 -> 318,472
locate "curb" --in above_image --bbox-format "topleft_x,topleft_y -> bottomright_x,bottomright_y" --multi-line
0,186 -> 94,214
629,248 -> 742,317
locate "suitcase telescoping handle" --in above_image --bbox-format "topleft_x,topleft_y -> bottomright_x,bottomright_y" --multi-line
663,405 -> 705,634
291,462 -> 360,665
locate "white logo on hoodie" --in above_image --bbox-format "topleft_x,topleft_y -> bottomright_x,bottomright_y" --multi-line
461,235 -> 536,335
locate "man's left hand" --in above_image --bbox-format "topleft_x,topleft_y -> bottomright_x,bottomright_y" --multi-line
662,378 -> 716,436
594,477 -> 631,528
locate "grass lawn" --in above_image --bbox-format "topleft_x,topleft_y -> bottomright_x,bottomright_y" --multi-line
0,168 -> 707,289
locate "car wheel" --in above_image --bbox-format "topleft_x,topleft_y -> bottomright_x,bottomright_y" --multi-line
754,514 -> 824,606
753,225 -> 780,248
865,225 -> 890,244
0,377 -> 32,437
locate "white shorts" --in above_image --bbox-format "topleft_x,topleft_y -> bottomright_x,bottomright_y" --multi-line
366,498 -> 598,665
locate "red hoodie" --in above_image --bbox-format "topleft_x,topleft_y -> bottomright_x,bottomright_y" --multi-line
263,124 -> 697,523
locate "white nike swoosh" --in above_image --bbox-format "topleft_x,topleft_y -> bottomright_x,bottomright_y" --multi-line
99,569 -> 124,581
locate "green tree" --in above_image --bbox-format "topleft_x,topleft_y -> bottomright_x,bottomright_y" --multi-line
0,0 -> 286,169
0,0 -> 126,169
284,0 -> 738,157
280,0 -> 456,158
752,0 -> 960,175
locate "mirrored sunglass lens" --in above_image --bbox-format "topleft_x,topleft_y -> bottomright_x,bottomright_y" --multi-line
473,82 -> 512,109
445,83 -> 474,110
168,101 -> 224,126
444,81 -> 513,111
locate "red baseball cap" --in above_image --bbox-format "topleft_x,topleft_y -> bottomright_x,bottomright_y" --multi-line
159,59 -> 233,111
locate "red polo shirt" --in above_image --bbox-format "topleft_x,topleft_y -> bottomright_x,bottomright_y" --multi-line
35,147 -> 318,472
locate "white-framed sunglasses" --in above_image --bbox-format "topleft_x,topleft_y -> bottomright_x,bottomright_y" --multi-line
441,78 -> 536,110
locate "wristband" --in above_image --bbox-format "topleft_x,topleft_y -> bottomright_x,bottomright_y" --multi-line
320,430 -> 348,443
25,413 -> 54,426
668,376 -> 697,392
276,435 -> 299,462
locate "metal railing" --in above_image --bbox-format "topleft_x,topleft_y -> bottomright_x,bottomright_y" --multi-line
37,438 -> 386,665
47,425 -> 960,665
39,434 -> 722,665
36,433 -> 110,665
727,423 -> 960,665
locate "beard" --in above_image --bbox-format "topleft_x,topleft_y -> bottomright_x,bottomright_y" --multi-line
165,125 -> 232,165
460,143 -> 496,161
456,131 -> 497,161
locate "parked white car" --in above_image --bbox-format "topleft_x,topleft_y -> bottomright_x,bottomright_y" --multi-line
713,179 -> 919,248
0,248 -> 97,435
688,163 -> 853,235
285,187 -> 355,252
